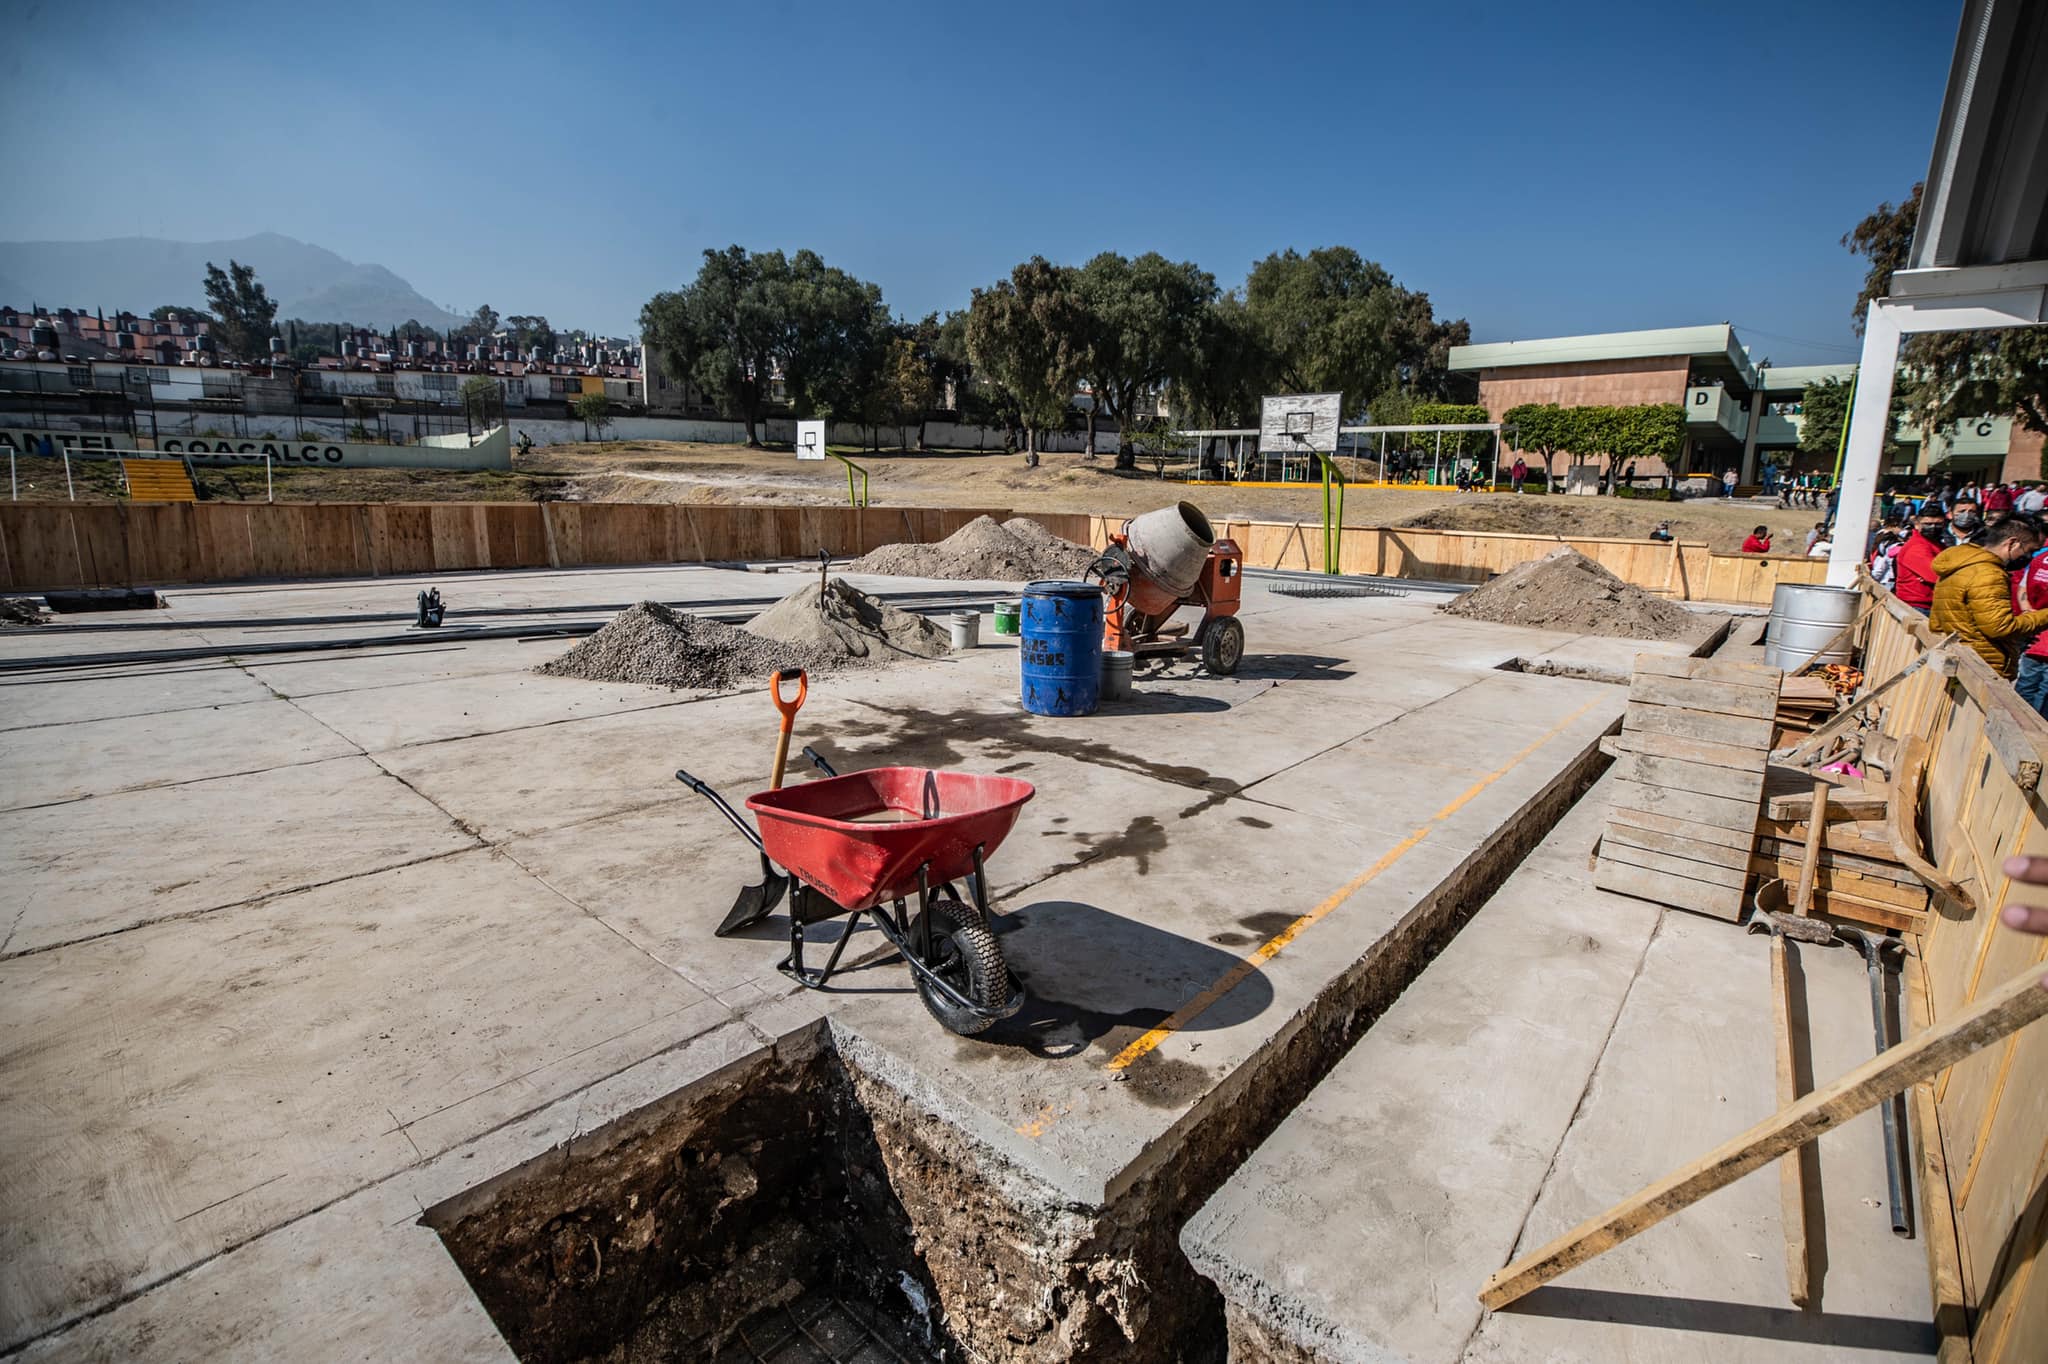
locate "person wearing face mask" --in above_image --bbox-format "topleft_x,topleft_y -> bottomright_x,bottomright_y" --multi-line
1950,498 -> 1984,538
1894,510 -> 1949,612
1931,514 -> 2048,677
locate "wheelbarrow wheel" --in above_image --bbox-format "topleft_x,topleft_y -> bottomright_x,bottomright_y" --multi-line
910,897 -> 1008,1036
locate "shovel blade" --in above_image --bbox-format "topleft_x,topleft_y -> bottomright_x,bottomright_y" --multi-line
716,857 -> 787,937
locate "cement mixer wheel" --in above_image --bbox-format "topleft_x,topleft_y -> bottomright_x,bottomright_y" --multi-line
1201,617 -> 1245,675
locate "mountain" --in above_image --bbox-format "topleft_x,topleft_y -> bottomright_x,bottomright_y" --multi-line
0,232 -> 467,331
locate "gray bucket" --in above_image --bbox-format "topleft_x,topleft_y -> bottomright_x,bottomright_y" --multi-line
1765,583 -> 1858,671
1100,650 -> 1135,701
948,612 -> 981,651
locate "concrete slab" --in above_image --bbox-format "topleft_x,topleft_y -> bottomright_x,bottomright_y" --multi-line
1182,782 -> 1935,1364
289,669 -> 692,751
1465,912 -> 1935,1363
0,755 -> 479,957
0,663 -> 273,731
1179,781 -> 1663,1363
0,698 -> 360,811
0,848 -> 727,1348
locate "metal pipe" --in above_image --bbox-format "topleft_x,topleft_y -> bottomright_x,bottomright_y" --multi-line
1840,926 -> 1912,1236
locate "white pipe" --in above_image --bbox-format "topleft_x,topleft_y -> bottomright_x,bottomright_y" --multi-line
1828,303 -> 1901,587
63,448 -> 74,501
266,453 -> 274,503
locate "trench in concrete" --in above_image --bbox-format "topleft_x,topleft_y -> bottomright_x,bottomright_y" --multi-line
422,737 -> 1615,1364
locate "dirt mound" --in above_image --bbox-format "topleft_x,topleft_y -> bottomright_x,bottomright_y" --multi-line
847,515 -> 1095,581
747,578 -> 952,660
536,602 -> 843,690
1441,547 -> 1714,641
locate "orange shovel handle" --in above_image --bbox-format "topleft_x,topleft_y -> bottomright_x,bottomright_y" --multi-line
768,669 -> 806,789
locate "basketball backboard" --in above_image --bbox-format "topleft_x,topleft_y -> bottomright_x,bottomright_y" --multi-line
795,419 -> 826,461
1259,392 -> 1342,454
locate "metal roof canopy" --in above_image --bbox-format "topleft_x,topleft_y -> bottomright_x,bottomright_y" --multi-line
1828,0 -> 2048,588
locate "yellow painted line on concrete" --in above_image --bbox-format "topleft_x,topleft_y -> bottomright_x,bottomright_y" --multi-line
1101,697 -> 1604,1076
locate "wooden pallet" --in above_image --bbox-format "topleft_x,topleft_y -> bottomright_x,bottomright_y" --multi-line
1597,655 -> 1782,920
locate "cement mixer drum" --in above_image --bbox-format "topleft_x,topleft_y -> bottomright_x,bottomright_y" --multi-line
1124,502 -> 1216,599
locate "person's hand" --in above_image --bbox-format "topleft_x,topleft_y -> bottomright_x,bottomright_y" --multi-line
2000,855 -> 2048,988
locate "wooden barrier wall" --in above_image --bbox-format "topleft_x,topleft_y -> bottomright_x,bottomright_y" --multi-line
1861,584 -> 2048,1362
1,500 -> 1820,606
1083,514 -> 1831,606
0,503 -> 1096,592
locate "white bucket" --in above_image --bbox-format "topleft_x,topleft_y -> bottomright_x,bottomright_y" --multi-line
1100,650 -> 1135,701
948,612 -> 981,650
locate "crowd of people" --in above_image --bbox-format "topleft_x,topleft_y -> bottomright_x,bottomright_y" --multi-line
1855,480 -> 2048,714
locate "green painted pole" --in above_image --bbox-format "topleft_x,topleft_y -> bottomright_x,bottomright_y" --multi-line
1830,369 -> 1859,489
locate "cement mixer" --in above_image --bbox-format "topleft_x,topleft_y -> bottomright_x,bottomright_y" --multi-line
1088,501 -> 1245,674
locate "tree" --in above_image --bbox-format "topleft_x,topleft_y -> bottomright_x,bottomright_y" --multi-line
202,260 -> 279,360
1846,183 -> 2048,437
468,304 -> 500,338
1502,403 -> 1576,488
1410,402 -> 1493,465
878,333 -> 937,448
149,304 -> 204,323
1390,290 -> 1477,402
1241,247 -> 1402,414
461,374 -> 502,429
775,250 -> 892,433
1607,403 -> 1686,487
641,248 -> 782,445
1176,294 -> 1272,431
573,390 -> 615,442
1798,376 -> 1905,465
963,257 -> 1087,457
504,314 -> 556,357
1073,252 -> 1217,467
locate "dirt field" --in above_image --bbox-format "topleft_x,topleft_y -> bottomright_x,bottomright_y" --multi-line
10,441 -> 1829,551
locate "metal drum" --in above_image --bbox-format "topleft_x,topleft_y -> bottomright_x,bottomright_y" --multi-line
1020,581 -> 1104,716
1765,583 -> 1859,671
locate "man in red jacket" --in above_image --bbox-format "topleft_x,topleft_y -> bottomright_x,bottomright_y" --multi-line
1894,509 -> 1950,611
1740,526 -> 1772,553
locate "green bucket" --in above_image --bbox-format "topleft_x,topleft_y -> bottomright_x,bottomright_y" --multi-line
992,602 -> 1021,636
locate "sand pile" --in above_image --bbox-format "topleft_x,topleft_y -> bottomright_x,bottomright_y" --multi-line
537,602 -> 843,690
748,578 -> 952,660
847,515 -> 1095,581
1441,547 -> 1711,641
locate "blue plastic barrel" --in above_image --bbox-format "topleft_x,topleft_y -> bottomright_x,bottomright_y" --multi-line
1019,580 -> 1104,716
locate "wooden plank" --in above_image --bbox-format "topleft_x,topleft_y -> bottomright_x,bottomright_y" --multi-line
1623,701 -> 1778,750
1771,934 -> 1811,1307
1612,726 -> 1769,774
1478,963 -> 2048,1311
1630,653 -> 1784,690
1905,955 -> 1977,1364
1629,673 -> 1781,720
1764,784 -> 1889,821
1603,822 -> 1757,872
1753,837 -> 1918,883
1609,778 -> 1765,831
1611,751 -> 1766,804
1603,804 -> 1758,852
1747,861 -> 1931,910
1596,840 -> 1750,890
1592,858 -> 1746,919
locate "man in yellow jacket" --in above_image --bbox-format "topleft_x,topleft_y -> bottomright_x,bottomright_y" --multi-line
1931,515 -> 2048,677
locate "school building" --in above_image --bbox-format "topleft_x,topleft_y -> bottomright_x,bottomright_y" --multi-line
1447,323 -> 2041,485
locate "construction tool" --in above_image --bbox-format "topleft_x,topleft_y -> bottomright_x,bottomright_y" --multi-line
697,668 -> 807,937
414,588 -> 445,628
1479,961 -> 2048,1311
1087,501 -> 1246,675
1834,924 -> 1912,1237
1747,900 -> 1834,1308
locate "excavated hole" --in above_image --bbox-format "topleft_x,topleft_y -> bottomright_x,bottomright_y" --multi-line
424,741 -> 1612,1364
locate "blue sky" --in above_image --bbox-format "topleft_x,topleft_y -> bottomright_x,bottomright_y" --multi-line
1,1 -> 1958,361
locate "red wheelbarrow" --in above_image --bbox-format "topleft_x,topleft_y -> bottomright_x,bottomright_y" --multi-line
677,751 -> 1033,1035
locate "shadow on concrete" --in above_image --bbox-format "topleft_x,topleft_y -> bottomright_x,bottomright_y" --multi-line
1232,652 -> 1355,682
978,898 -> 1274,1062
1504,1286 -> 1939,1352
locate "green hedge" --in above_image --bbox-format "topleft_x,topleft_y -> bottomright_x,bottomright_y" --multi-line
1614,486 -> 1676,501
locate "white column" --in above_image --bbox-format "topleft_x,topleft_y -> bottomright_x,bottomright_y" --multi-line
1827,303 -> 1901,587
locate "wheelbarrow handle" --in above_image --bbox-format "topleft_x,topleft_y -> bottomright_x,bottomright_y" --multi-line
801,745 -> 838,777
674,768 -> 766,852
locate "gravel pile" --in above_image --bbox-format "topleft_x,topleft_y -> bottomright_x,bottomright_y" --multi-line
748,578 -> 952,660
847,515 -> 1096,581
1,597 -> 45,627
536,602 -> 843,690
1441,546 -> 1715,641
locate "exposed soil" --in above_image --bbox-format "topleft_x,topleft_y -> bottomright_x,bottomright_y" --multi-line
847,515 -> 1097,581
1442,546 -> 1719,641
536,601 -> 848,690
747,578 -> 953,661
